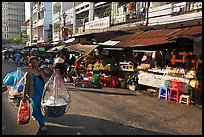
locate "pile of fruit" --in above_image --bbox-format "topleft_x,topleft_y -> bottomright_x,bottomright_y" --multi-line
126,74 -> 138,85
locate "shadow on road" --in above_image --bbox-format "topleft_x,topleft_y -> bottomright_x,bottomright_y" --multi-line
66,84 -> 136,97
36,113 -> 170,135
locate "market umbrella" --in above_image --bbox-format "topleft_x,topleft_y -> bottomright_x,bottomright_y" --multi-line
2,49 -> 9,53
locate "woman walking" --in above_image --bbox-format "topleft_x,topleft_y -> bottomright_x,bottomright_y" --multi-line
22,56 -> 49,132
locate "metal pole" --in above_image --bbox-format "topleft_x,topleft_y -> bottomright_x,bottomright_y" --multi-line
73,2 -> 76,35
30,2 -> 33,46
59,8 -> 61,43
63,12 -> 67,43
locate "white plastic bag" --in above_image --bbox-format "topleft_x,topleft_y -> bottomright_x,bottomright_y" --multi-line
41,69 -> 71,117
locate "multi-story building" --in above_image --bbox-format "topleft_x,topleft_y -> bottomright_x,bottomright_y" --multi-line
72,2 -> 148,36
52,2 -> 73,43
148,2 -> 202,29
25,2 -> 202,46
2,2 -> 25,42
25,2 -> 52,46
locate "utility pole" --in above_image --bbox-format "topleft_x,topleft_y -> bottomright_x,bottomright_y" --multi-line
30,2 -> 33,46
62,12 -> 67,43
145,2 -> 150,27
73,2 -> 76,35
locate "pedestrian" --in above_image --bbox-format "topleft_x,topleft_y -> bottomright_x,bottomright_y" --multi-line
74,55 -> 84,77
22,56 -> 49,132
53,53 -> 67,79
14,51 -> 22,66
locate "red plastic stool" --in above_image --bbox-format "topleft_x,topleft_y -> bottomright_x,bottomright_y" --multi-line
179,94 -> 190,105
168,88 -> 181,103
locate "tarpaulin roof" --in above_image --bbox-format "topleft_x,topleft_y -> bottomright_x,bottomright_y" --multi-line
66,43 -> 99,55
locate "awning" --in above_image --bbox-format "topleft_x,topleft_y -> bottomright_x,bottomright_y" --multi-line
64,38 -> 75,44
23,44 -> 38,49
167,26 -> 202,40
46,45 -> 65,52
114,26 -> 202,48
66,43 -> 99,55
23,19 -> 30,25
51,41 -> 60,45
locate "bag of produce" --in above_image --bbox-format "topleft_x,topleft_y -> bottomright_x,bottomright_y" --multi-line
17,99 -> 30,125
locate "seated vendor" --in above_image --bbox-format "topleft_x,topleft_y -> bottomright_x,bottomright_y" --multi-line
142,55 -> 155,68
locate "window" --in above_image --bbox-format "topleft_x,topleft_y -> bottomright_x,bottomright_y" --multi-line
85,4 -> 89,8
76,8 -> 80,12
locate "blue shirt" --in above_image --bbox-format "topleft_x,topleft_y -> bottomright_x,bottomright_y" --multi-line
14,53 -> 21,61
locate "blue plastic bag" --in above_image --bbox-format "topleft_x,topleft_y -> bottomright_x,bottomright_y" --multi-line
3,69 -> 23,86
13,69 -> 23,86
3,71 -> 16,86
17,85 -> 24,93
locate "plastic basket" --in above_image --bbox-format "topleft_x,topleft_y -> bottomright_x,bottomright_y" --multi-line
41,95 -> 71,118
42,104 -> 69,118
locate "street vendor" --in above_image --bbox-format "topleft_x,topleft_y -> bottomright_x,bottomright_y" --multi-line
142,55 -> 155,68
74,55 -> 84,77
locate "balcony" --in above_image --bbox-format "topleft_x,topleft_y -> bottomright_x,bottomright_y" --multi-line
53,2 -> 61,7
33,35 -> 38,41
37,36 -> 44,43
39,3 -> 44,9
53,12 -> 61,22
148,2 -> 202,27
53,32 -> 60,41
32,4 -> 38,14
38,19 -> 44,26
32,20 -> 38,28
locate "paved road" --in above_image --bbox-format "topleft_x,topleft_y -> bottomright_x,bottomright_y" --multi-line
2,59 -> 202,135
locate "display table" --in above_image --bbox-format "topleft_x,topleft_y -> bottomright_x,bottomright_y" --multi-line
138,70 -> 190,90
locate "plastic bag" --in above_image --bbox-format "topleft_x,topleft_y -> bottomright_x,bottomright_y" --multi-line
41,69 -> 71,118
3,68 -> 24,86
92,73 -> 100,84
17,100 -> 30,125
3,71 -> 16,86
8,70 -> 28,107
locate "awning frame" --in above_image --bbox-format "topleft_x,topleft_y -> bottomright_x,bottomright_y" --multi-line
66,43 -> 99,55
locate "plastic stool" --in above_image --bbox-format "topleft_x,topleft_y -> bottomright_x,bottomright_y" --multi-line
179,94 -> 190,105
168,88 -> 180,103
158,87 -> 170,100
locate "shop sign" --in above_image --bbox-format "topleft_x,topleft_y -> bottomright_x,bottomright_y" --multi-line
85,16 -> 110,30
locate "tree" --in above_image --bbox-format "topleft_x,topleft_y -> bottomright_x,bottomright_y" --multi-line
11,30 -> 27,46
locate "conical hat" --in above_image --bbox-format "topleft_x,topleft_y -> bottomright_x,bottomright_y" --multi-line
54,57 -> 65,64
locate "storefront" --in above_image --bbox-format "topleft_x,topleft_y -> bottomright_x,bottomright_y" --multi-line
113,25 -> 202,102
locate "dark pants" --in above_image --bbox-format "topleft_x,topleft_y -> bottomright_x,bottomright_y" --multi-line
75,68 -> 80,77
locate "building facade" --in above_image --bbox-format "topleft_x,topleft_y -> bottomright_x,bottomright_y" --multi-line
25,2 -> 202,46
25,2 -> 53,46
148,2 -> 202,29
2,2 -> 25,41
